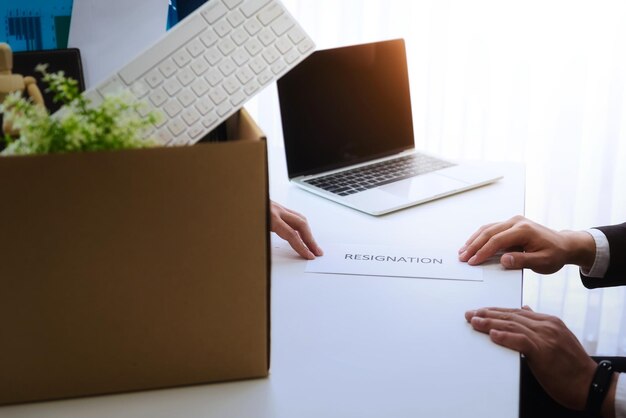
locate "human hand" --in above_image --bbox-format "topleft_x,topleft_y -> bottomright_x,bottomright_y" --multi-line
458,215 -> 596,274
270,201 -> 323,260
465,306 -> 609,412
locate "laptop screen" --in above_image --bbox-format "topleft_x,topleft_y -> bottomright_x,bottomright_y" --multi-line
277,39 -> 415,178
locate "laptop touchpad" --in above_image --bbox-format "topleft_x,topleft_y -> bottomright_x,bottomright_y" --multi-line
378,173 -> 467,200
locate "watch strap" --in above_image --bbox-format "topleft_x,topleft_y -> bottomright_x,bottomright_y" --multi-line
585,360 -> 614,417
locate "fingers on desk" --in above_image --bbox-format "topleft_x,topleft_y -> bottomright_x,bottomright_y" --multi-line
465,307 -> 544,355
271,203 -> 323,260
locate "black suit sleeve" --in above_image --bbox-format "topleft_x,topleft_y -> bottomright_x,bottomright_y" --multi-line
581,223 -> 626,289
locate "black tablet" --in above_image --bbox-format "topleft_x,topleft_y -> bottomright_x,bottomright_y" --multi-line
12,48 -> 85,113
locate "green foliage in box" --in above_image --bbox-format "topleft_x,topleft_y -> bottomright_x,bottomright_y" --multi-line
0,65 -> 159,156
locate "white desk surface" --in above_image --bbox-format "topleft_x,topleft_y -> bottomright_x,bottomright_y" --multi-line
1,148 -> 524,418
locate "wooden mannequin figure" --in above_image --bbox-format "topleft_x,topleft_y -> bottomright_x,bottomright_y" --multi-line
0,42 -> 45,137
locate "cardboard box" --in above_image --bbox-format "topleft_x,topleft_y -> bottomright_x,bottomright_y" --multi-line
0,109 -> 270,405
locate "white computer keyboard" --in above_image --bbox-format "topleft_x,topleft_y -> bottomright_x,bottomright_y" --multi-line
84,0 -> 315,146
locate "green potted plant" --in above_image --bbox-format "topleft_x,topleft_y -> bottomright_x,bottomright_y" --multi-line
0,65 -> 158,156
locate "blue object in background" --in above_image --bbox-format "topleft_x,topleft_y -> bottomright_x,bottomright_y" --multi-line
167,0 -> 208,30
0,0 -> 73,52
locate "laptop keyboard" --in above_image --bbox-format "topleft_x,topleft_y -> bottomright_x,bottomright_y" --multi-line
83,0 -> 315,147
304,153 -> 456,196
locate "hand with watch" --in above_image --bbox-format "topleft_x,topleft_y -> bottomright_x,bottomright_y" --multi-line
465,306 -> 618,417
459,215 -> 626,417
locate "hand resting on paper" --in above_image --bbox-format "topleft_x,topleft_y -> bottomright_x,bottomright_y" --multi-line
457,215 -> 596,274
270,201 -> 323,260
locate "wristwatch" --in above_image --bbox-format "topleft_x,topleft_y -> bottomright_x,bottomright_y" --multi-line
585,360 -> 614,417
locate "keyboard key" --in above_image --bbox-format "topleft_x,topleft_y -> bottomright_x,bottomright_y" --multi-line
172,136 -> 189,146
186,38 -> 205,57
145,69 -> 164,88
236,67 -> 254,84
271,14 -> 294,36
191,78 -> 210,96
209,87 -> 228,105
258,69 -> 272,85
243,81 -> 260,95
204,47 -> 223,65
201,2 -> 228,24
188,125 -> 205,140
130,80 -> 150,98
287,27 -> 305,44
244,18 -> 262,36
230,90 -> 246,106
205,69 -> 223,86
284,48 -> 300,64
178,89 -> 196,107
156,129 -> 174,145
182,108 -> 201,126
142,125 -> 156,139
244,38 -> 263,56
232,48 -> 251,66
177,68 -> 195,86
217,101 -> 232,117
275,37 -> 293,54
164,100 -> 183,117
258,28 -> 276,46
218,38 -> 237,56
191,57 -> 210,76
224,0 -> 244,9
195,97 -> 214,115
168,118 -> 187,136
258,3 -> 284,25
159,58 -> 177,78
227,10 -> 245,27
218,58 -> 237,76
214,20 -> 232,37
173,49 -> 192,67
202,112 -> 219,129
164,78 -> 183,96
149,88 -> 168,107
271,59 -> 286,75
223,77 -> 241,95
231,28 -> 249,46
262,46 -> 280,64
298,39 -> 314,54
153,109 -> 167,127
240,0 -> 271,17
250,57 -> 266,74
200,29 -> 219,47
136,99 -> 153,117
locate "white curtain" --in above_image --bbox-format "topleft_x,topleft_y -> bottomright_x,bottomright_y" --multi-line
247,0 -> 626,355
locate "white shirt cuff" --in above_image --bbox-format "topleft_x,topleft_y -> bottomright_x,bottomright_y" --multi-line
581,229 -> 610,278
616,373 -> 626,418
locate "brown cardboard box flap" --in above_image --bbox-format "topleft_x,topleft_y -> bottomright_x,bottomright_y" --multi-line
0,127 -> 269,404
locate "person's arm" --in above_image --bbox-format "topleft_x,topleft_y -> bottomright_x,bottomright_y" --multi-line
466,306 -> 618,416
458,215 -> 596,274
582,223 -> 626,288
270,201 -> 323,260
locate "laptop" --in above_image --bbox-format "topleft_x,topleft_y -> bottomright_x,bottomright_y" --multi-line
277,39 -> 503,216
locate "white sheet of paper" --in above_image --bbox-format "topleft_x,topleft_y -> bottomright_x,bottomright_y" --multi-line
305,244 -> 483,282
68,0 -> 168,88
